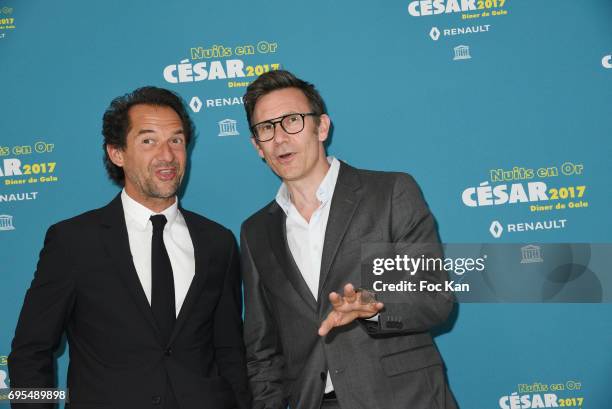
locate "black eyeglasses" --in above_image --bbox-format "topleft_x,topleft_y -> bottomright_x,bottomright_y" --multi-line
250,112 -> 318,142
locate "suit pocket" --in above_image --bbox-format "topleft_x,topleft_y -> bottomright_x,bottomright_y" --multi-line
380,345 -> 442,377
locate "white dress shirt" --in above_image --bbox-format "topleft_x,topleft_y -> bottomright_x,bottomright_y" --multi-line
121,189 -> 195,317
275,156 -> 340,393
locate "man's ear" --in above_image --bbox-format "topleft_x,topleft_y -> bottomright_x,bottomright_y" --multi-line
317,114 -> 331,143
250,137 -> 265,159
106,144 -> 125,167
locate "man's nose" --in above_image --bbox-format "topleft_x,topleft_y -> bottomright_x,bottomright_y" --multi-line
157,140 -> 175,161
273,123 -> 290,144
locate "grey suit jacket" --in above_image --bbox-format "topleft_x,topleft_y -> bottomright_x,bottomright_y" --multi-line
240,162 -> 457,409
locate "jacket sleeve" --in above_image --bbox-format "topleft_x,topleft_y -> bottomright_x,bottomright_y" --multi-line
240,226 -> 286,409
213,232 -> 252,409
8,224 -> 76,409
360,173 -> 456,336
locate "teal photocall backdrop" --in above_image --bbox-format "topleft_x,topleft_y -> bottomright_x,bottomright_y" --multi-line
1,0 -> 611,407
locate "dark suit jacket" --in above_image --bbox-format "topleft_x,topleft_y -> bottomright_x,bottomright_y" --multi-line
9,195 -> 250,409
241,162 -> 457,409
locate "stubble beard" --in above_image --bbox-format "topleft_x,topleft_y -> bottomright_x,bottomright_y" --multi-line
127,164 -> 183,200
142,176 -> 181,199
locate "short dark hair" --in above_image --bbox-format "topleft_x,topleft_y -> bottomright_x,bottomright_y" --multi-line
243,70 -> 327,128
102,86 -> 195,184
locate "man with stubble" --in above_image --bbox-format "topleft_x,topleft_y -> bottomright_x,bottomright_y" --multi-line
9,87 -> 250,409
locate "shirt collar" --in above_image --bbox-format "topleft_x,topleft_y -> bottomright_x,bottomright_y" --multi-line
121,189 -> 179,230
275,156 -> 340,215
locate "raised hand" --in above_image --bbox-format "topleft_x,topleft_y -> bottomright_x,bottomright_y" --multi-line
318,283 -> 384,336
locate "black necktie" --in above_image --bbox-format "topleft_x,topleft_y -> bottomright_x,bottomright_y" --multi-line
150,214 -> 176,345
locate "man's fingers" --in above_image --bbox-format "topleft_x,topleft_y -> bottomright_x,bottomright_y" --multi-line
319,301 -> 385,335
344,283 -> 357,303
354,302 -> 384,318
355,303 -> 378,316
329,292 -> 343,308
335,301 -> 382,318
318,314 -> 336,336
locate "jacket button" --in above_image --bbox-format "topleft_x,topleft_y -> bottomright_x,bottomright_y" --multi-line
164,348 -> 173,356
320,372 -> 326,381
152,396 -> 161,405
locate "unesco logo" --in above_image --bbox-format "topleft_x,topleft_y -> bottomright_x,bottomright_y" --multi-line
0,215 -> 15,231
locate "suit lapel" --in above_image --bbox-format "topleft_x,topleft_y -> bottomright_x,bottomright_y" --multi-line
99,195 -> 160,339
267,202 -> 317,312
169,209 -> 210,345
317,162 -> 363,302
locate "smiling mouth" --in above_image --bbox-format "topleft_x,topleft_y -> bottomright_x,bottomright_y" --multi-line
155,168 -> 177,181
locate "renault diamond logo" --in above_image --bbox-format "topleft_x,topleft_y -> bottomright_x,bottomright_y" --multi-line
189,96 -> 203,113
490,220 -> 503,238
430,27 -> 440,41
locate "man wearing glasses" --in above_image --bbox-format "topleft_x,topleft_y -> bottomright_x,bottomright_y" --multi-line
240,70 -> 457,409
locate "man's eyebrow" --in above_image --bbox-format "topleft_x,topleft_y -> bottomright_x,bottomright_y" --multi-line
253,112 -> 299,126
134,128 -> 184,136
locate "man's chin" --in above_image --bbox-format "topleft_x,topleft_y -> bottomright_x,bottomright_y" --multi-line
270,165 -> 299,181
157,187 -> 180,199
146,183 -> 181,200
278,171 -> 304,183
